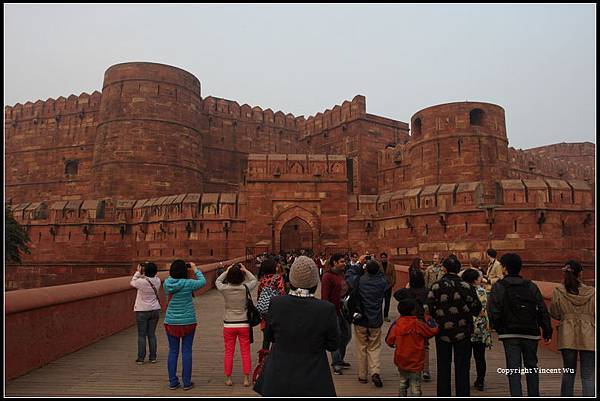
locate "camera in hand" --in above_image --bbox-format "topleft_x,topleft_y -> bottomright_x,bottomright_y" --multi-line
185,263 -> 192,269
365,255 -> 371,261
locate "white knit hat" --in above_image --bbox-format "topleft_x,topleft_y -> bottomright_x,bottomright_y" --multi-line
289,256 -> 319,289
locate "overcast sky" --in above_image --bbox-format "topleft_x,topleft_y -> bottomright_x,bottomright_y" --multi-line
4,4 -> 596,149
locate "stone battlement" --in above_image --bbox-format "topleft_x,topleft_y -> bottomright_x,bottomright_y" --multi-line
299,95 -> 367,137
5,91 -> 103,122
202,96 -> 301,130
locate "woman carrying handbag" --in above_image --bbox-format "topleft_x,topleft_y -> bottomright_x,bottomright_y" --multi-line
216,263 -> 259,387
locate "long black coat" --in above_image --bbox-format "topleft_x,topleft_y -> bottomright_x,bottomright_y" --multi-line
254,294 -> 340,396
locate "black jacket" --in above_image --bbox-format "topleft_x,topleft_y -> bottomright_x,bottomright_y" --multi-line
255,295 -> 340,396
346,266 -> 387,328
426,273 -> 482,343
488,275 -> 553,340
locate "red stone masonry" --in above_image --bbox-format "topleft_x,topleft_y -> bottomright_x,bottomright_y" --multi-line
4,62 -> 595,289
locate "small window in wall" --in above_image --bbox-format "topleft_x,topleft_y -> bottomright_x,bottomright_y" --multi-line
470,109 -> 485,126
425,224 -> 429,235
210,249 -> 214,256
465,222 -> 468,232
189,249 -> 193,256
413,118 -> 422,136
514,220 -> 518,232
65,160 -> 79,175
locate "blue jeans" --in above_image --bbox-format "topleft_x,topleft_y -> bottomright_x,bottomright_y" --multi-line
502,338 -> 539,396
167,330 -> 195,387
136,310 -> 160,361
561,349 -> 595,397
331,314 -> 351,367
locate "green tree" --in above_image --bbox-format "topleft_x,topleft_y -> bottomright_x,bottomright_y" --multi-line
5,206 -> 31,264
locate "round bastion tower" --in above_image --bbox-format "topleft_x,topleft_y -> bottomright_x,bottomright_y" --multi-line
408,101 -> 509,203
92,62 -> 204,199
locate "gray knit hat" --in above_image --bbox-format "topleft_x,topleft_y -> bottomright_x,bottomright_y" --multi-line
289,256 -> 319,289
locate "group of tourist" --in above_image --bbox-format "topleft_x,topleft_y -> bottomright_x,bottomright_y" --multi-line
130,248 -> 595,397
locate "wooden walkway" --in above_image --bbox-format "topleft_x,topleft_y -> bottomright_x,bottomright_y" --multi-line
6,285 -> 583,397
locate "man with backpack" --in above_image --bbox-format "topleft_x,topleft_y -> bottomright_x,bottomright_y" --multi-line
488,253 -> 553,397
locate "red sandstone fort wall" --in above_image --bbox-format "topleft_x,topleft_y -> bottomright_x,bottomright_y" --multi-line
6,193 -> 248,290
362,178 -> 595,279
92,62 -> 205,199
5,92 -> 102,203
297,95 -> 410,194
200,96 -> 308,192
4,62 -> 595,290
524,142 -> 595,173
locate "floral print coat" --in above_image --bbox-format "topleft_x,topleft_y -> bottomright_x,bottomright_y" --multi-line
471,285 -> 492,347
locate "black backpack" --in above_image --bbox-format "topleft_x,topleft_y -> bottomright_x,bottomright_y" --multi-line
341,276 -> 363,324
499,280 -> 540,333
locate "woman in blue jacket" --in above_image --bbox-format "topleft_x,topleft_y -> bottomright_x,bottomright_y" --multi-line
163,260 -> 206,390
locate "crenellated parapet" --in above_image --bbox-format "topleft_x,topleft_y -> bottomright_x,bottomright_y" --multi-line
202,96 -> 300,131
4,91 -> 102,124
299,95 -> 367,138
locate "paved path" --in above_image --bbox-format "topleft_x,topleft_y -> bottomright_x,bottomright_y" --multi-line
6,285 -> 583,397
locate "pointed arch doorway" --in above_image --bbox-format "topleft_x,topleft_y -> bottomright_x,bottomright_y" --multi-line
280,217 -> 313,252
273,206 -> 320,253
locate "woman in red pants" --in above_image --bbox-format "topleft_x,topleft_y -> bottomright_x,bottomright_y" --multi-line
216,263 -> 258,386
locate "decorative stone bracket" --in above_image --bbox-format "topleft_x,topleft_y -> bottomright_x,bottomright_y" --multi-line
536,209 -> 546,232
438,213 -> 447,228
583,213 -> 592,227
185,221 -> 195,233
483,207 -> 495,226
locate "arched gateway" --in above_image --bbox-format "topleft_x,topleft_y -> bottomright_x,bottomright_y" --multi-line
273,206 -> 320,253
280,217 -> 313,251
